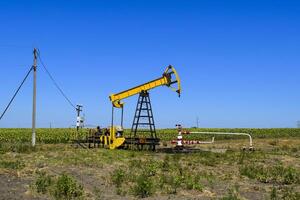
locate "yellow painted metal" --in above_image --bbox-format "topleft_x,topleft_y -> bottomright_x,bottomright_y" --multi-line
99,126 -> 126,149
109,137 -> 126,149
109,65 -> 181,108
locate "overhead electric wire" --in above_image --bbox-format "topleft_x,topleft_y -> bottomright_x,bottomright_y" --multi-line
37,50 -> 76,110
0,66 -> 33,121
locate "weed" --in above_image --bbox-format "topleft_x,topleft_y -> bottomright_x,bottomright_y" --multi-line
220,188 -> 241,200
270,186 -> 278,200
198,152 -> 218,166
161,155 -> 170,171
281,186 -> 300,200
269,140 -> 279,146
280,166 -> 300,184
53,173 -> 84,200
129,151 -> 136,158
11,142 -> 36,153
291,147 -> 298,153
129,159 -> 142,169
159,174 -> 182,194
93,187 -> 103,200
144,160 -> 159,177
240,163 -> 300,184
184,174 -> 203,191
0,160 -> 25,169
33,171 -> 53,194
131,173 -> 154,198
111,168 -> 126,188
238,151 -> 246,164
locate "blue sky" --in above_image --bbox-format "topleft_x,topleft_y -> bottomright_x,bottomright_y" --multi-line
0,0 -> 300,128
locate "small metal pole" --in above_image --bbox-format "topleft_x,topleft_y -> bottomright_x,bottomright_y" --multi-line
32,48 -> 37,147
121,106 -> 124,128
111,106 -> 114,128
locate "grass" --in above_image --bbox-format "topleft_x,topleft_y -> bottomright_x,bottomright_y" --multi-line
0,129 -> 299,199
0,160 -> 25,170
240,163 -> 300,184
31,172 -> 84,200
220,188 -> 241,200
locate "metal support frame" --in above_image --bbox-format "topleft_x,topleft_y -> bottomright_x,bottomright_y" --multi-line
131,91 -> 157,139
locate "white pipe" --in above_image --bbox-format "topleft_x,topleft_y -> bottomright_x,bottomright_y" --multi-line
198,137 -> 215,144
190,131 -> 253,147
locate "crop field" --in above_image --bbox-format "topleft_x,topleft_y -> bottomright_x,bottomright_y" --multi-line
1,128 -> 300,143
0,128 -> 299,200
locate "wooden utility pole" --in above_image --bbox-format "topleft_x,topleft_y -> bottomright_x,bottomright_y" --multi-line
32,48 -> 37,147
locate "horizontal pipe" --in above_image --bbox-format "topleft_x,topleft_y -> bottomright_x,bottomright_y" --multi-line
190,131 -> 253,147
171,137 -> 215,145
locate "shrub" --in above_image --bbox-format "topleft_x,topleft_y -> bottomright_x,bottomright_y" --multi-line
144,161 -> 159,177
132,173 -> 154,198
111,168 -> 126,188
34,172 -> 53,194
184,174 -> 203,191
53,174 -> 83,200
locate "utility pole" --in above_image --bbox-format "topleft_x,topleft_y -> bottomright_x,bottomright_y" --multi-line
196,116 -> 199,128
32,48 -> 37,147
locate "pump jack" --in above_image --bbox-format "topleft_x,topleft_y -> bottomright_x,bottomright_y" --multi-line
107,65 -> 181,150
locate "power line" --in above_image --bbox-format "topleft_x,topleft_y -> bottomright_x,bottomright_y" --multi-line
37,50 -> 76,110
0,66 -> 33,121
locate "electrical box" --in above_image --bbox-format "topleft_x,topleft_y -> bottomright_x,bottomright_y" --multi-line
76,116 -> 84,128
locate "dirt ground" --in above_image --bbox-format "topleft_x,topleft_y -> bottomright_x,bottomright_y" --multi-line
0,138 -> 299,200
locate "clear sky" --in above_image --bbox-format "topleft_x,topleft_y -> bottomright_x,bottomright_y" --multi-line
0,0 -> 299,128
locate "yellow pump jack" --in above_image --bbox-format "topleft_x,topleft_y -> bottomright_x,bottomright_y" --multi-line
101,65 -> 181,150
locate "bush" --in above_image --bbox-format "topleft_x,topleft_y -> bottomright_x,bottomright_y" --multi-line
53,174 -> 83,200
184,174 -> 203,191
111,168 -> 126,188
34,172 -> 53,194
132,174 -> 154,198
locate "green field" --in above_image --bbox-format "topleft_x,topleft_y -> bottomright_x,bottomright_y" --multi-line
1,128 -> 300,144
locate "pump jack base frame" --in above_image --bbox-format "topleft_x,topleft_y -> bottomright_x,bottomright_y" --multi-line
156,146 -> 203,154
123,137 -> 160,151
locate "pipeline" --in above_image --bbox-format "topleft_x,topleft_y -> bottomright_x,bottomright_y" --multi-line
171,137 -> 215,145
190,131 -> 253,149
